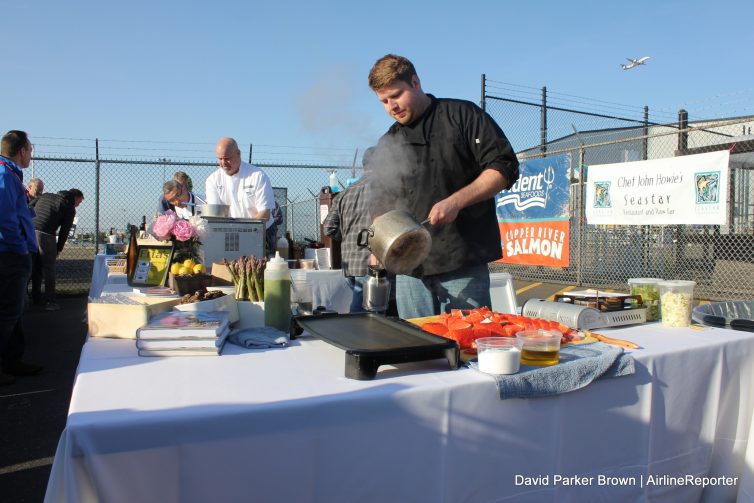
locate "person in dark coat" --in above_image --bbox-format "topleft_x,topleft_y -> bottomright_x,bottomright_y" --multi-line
30,188 -> 84,311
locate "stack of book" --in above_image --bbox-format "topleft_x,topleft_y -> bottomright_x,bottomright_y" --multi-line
136,310 -> 231,356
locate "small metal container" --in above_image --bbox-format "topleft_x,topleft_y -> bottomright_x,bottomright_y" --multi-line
363,266 -> 391,313
195,204 -> 230,218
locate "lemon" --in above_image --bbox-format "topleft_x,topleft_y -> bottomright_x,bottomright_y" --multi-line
183,259 -> 196,270
193,263 -> 206,275
178,266 -> 190,276
170,262 -> 183,275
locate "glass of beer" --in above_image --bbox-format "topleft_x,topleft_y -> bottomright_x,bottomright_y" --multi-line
516,329 -> 562,366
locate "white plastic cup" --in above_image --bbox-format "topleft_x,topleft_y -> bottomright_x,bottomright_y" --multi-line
658,280 -> 696,327
476,337 -> 523,375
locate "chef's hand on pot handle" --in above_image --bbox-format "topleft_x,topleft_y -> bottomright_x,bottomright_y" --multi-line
427,197 -> 461,225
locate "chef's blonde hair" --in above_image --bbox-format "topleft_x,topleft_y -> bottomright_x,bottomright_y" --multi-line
368,54 -> 417,91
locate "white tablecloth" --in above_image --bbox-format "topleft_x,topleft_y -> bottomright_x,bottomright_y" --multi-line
44,320 -> 754,502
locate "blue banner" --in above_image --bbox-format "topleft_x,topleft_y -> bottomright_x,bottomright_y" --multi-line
496,154 -> 571,221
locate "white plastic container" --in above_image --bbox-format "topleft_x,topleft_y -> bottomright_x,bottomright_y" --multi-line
658,280 -> 696,327
476,337 -> 523,374
264,252 -> 292,331
489,272 -> 517,314
174,294 -> 239,324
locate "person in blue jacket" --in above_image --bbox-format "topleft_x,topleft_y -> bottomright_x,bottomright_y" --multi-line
0,130 -> 43,385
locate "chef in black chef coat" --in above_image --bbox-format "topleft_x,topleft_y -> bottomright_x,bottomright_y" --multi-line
367,54 -> 519,319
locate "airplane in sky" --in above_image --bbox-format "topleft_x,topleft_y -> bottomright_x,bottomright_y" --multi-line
621,56 -> 650,70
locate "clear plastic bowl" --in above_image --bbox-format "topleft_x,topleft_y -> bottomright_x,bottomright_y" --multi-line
516,329 -> 562,366
627,277 -> 663,321
658,280 -> 696,327
476,337 -> 523,375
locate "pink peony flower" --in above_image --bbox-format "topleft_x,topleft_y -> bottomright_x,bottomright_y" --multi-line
172,219 -> 195,241
151,210 -> 177,241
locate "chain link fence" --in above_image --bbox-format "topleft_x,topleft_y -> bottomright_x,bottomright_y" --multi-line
483,78 -> 754,301
29,84 -> 754,301
29,140 -> 363,294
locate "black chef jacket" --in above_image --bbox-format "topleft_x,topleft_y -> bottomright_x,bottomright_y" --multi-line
372,95 -> 519,276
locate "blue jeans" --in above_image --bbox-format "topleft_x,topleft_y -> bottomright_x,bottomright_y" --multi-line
0,253 -> 31,366
346,276 -> 366,313
395,263 -> 491,319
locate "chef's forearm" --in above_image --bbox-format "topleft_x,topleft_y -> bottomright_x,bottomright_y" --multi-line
448,168 -> 508,210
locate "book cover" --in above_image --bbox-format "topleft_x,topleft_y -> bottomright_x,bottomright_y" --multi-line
136,329 -> 229,350
137,343 -> 226,357
137,310 -> 230,339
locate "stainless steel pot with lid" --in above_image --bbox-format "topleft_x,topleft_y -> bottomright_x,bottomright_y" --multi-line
186,194 -> 231,218
357,210 -> 431,275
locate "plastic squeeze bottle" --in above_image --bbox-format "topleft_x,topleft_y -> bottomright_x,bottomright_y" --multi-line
264,251 -> 292,332
276,234 -> 289,259
329,171 -> 340,193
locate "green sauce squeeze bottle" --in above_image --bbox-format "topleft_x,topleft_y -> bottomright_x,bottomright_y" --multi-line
264,251 -> 292,331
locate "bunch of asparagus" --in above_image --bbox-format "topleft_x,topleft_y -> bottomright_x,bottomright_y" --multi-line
223,256 -> 267,301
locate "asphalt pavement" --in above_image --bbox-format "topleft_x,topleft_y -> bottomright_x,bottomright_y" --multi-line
0,295 -> 88,503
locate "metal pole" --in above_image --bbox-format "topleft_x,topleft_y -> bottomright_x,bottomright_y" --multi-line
642,106 -> 650,275
95,138 -> 101,257
577,146 -> 585,286
287,197 -> 295,243
480,74 -> 486,112
678,109 -> 689,152
642,106 -> 649,160
540,86 -> 547,155
248,144 -> 253,163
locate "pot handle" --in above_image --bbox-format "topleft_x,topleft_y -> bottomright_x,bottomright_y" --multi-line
356,228 -> 373,249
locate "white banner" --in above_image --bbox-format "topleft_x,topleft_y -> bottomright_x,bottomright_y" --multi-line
585,150 -> 729,225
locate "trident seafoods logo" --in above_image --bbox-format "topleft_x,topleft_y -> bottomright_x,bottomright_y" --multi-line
694,171 -> 720,204
496,165 -> 556,211
593,182 -> 612,208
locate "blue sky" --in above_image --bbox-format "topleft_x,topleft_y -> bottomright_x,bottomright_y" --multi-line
4,0 -> 754,161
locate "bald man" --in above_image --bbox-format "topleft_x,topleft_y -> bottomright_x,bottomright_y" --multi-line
206,137 -> 277,253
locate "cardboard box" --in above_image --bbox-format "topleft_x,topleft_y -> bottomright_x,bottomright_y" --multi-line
211,262 -> 235,286
88,297 -> 181,339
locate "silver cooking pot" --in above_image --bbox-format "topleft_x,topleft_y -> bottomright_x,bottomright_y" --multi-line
195,204 -> 230,218
357,210 -> 431,275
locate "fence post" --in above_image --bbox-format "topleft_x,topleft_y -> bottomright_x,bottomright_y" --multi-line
642,106 -> 649,160
287,197 -> 295,243
677,109 -> 689,152
95,138 -> 101,258
480,74 -> 486,112
577,146 -> 585,286
540,86 -> 547,155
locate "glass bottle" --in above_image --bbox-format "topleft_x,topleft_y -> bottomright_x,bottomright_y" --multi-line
126,225 -> 139,280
